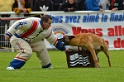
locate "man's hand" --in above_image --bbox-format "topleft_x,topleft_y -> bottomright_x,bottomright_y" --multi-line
5,36 -> 10,41
64,48 -> 69,52
99,9 -> 104,12
68,8 -> 71,11
112,8 -> 118,11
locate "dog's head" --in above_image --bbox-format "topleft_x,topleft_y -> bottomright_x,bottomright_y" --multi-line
59,35 -> 75,45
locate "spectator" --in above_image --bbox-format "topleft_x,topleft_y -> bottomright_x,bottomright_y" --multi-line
99,0 -> 109,10
0,0 -> 14,12
110,0 -> 124,11
109,0 -> 115,10
96,0 -> 100,3
75,0 -> 86,10
86,0 -> 104,11
58,0 -> 78,11
12,0 -> 32,15
33,0 -> 53,11
28,0 -> 35,11
51,0 -> 66,11
10,0 -> 32,27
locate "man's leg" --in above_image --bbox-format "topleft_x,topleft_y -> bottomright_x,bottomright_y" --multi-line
7,36 -> 33,70
31,41 -> 52,68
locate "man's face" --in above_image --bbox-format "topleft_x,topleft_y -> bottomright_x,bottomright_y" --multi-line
20,0 -> 25,4
42,19 -> 52,29
68,0 -> 74,4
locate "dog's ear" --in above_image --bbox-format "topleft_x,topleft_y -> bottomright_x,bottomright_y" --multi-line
69,36 -> 75,40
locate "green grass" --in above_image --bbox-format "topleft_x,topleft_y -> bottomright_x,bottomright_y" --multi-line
0,50 -> 124,82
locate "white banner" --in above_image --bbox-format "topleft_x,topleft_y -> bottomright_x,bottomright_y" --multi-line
44,11 -> 124,50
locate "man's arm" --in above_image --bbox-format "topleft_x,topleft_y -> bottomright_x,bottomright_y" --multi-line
5,20 -> 26,40
46,30 -> 68,51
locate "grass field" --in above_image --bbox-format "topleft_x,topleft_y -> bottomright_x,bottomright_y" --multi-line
0,50 -> 124,82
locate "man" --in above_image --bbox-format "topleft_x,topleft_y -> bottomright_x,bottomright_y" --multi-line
0,0 -> 13,12
51,0 -> 66,11
75,0 -> 86,10
58,0 -> 77,11
99,0 -> 109,10
111,0 -> 124,11
5,15 -> 67,70
86,0 -> 104,11
108,0 -> 115,10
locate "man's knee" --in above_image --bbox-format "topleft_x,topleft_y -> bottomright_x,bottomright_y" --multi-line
24,49 -> 33,57
15,49 -> 33,61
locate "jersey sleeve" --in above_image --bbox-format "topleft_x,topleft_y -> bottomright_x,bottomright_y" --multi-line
46,29 -> 66,51
46,30 -> 58,45
5,20 -> 27,38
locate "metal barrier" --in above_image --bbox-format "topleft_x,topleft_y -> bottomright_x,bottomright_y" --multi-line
0,18 -> 12,51
0,13 -> 25,52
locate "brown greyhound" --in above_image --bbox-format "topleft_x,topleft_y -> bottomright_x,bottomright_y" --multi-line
62,33 -> 111,68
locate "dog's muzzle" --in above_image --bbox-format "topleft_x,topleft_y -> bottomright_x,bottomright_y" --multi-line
58,38 -> 69,45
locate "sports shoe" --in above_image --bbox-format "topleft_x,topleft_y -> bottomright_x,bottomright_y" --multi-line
48,65 -> 53,69
6,66 -> 14,70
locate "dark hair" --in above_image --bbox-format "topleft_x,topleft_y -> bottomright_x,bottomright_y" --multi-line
41,15 -> 52,22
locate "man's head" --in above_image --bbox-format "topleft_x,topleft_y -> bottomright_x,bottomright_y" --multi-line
68,0 -> 75,4
41,15 -> 52,29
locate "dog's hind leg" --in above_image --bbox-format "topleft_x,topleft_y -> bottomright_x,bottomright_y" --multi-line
103,48 -> 111,67
103,42 -> 112,67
